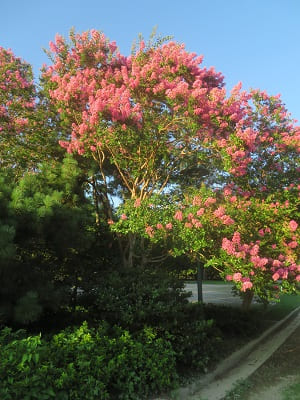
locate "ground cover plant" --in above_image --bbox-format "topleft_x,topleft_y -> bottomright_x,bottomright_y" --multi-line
0,322 -> 177,400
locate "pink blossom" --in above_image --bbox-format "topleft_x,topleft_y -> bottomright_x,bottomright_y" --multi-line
174,210 -> 183,221
107,219 -> 114,225
222,238 -> 236,255
282,269 -> 289,279
241,281 -> 253,292
288,241 -> 298,249
204,197 -> 216,207
223,187 -> 232,196
221,215 -> 235,225
156,223 -> 164,229
187,213 -> 194,221
249,245 -> 259,256
233,272 -> 242,282
165,223 -> 173,230
289,220 -> 298,232
296,275 -> 300,282
184,222 -> 193,229
272,272 -> 280,281
121,214 -> 128,220
226,275 -> 233,281
145,225 -> 154,238
196,208 -> 205,216
214,206 -> 225,218
232,232 -> 241,244
192,196 -> 202,206
273,260 -> 282,267
134,198 -> 141,207
194,221 -> 203,228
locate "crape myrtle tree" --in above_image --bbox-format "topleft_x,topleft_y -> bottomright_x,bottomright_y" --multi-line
43,29 -> 299,300
42,29 -> 251,266
114,184 -> 299,308
112,85 -> 299,306
0,47 -> 36,174
112,87 -> 299,306
0,46 -> 67,177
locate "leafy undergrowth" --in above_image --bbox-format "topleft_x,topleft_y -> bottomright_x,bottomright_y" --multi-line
1,270 -> 298,400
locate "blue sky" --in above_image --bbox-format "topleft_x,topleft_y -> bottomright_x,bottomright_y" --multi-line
1,0 -> 299,122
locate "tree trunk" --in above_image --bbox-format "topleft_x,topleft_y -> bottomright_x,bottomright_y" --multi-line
197,260 -> 204,303
91,175 -> 100,225
128,233 -> 136,268
242,291 -> 254,311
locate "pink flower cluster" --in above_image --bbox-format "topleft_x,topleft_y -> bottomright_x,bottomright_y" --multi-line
226,272 -> 253,292
223,224 -> 300,289
213,206 -> 235,225
0,47 -> 35,137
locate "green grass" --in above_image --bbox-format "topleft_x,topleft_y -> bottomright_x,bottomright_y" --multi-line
282,376 -> 300,400
262,294 -> 300,321
222,379 -> 253,400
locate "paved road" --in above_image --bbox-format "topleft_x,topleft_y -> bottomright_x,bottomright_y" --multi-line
185,283 -> 245,306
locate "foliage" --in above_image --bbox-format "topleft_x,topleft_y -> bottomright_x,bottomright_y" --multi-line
79,267 -> 222,373
80,266 -> 190,330
0,32 -> 299,398
0,322 -> 177,400
43,30 -> 300,201
203,304 -> 263,338
43,30 -> 224,200
0,155 -> 115,326
0,47 -> 36,174
113,183 -> 299,305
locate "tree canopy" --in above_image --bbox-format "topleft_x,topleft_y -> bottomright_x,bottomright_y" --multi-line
0,29 -> 299,314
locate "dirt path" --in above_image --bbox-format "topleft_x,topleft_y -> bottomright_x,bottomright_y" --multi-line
240,325 -> 300,400
193,309 -> 300,400
159,306 -> 300,400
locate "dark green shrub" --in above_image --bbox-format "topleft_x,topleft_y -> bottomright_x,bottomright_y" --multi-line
203,304 -> 263,337
0,322 -> 177,400
79,268 -> 223,374
159,303 -> 222,373
80,267 -> 191,331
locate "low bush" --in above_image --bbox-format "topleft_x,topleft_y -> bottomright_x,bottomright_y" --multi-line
169,319 -> 221,373
0,322 -> 177,400
79,268 -> 222,373
79,267 -> 191,331
203,304 -> 263,337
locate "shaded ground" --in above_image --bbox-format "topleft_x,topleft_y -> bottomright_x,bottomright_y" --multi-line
155,297 -> 300,400
185,308 -> 300,400
227,325 -> 300,400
